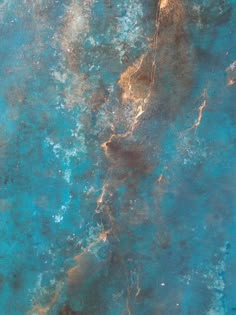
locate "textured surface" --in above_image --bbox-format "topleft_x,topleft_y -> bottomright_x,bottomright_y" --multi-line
0,0 -> 236,314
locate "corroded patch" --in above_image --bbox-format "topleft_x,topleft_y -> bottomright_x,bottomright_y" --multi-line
118,0 -> 193,122
118,53 -> 149,104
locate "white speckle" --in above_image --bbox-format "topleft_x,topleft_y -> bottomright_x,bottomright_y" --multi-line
160,282 -> 166,286
51,70 -> 68,83
114,0 -> 144,62
63,169 -> 71,184
53,214 -> 64,223
53,196 -> 72,224
229,61 -> 236,71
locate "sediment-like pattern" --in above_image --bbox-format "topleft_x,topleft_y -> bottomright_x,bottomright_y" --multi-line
0,0 -> 235,314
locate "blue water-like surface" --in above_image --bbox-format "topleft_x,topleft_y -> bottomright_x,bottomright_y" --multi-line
0,0 -> 236,314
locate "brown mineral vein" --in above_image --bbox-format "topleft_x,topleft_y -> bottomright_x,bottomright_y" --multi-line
160,0 -> 169,10
180,89 -> 207,137
193,99 -> 207,129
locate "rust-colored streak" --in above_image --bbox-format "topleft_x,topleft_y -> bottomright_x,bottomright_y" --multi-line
27,283 -> 62,315
193,100 -> 207,129
179,89 -> 207,136
160,0 -> 169,10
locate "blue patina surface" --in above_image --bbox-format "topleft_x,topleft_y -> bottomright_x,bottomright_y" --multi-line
0,0 -> 236,314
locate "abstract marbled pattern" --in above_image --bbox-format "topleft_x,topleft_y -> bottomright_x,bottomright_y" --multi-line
0,0 -> 236,314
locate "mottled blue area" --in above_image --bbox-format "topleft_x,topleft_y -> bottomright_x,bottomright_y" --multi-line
0,0 -> 236,314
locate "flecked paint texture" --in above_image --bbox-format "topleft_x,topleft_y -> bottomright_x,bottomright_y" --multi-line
0,0 -> 236,314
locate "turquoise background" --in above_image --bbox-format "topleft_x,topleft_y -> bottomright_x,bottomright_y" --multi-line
0,0 -> 236,314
